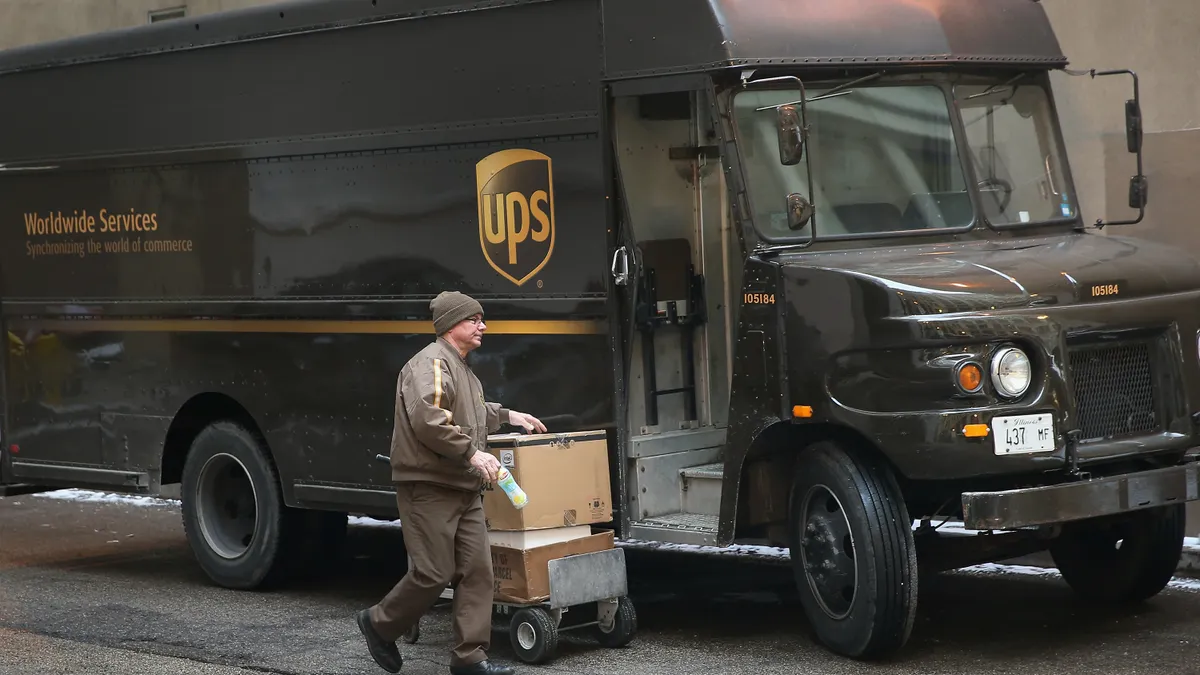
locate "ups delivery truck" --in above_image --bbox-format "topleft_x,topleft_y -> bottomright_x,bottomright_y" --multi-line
0,0 -> 1195,661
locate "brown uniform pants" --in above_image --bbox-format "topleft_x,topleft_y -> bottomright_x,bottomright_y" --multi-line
369,481 -> 493,667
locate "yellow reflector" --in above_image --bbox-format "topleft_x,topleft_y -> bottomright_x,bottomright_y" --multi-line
793,405 -> 813,418
963,424 -> 990,438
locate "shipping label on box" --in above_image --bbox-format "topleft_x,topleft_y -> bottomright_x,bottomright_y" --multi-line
490,530 -> 615,604
483,430 -> 613,531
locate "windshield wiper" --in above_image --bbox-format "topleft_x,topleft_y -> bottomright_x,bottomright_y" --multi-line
964,73 -> 1026,100
757,242 -> 816,257
754,70 -> 885,111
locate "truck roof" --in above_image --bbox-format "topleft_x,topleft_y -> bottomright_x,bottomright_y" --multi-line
0,0 -> 1067,79
605,0 -> 1068,77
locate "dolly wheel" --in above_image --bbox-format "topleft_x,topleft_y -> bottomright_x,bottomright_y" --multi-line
509,607 -> 558,664
595,597 -> 637,648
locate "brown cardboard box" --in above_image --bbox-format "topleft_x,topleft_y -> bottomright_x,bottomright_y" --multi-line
490,529 -> 615,604
488,525 -> 595,549
483,430 -> 612,531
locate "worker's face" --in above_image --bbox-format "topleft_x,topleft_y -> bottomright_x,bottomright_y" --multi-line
449,314 -> 486,351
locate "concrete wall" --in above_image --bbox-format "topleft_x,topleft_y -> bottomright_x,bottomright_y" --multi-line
0,0 -> 278,51
1041,0 -> 1200,252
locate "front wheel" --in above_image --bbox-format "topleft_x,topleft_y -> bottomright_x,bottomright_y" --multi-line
1050,504 -> 1184,605
508,607 -> 559,664
788,441 -> 918,660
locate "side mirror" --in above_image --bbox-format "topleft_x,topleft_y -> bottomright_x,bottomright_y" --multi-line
776,104 -> 805,166
1128,175 -> 1148,209
1067,68 -> 1148,227
786,193 -> 814,230
1125,99 -> 1143,153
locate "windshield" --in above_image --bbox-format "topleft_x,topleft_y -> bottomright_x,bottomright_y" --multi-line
730,77 -> 1075,241
733,84 -> 972,239
955,81 -> 1074,226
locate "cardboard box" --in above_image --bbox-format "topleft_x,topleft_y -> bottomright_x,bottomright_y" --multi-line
488,525 -> 594,549
483,430 -> 612,531
490,530 -> 615,604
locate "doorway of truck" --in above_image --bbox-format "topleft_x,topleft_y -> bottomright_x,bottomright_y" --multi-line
608,79 -> 740,545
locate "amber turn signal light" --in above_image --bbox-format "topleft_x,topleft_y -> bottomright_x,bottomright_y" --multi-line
956,362 -> 983,393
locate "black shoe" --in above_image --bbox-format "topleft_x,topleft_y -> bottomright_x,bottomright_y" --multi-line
356,609 -> 403,673
449,660 -> 515,675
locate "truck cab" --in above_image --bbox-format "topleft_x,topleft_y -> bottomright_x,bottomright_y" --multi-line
603,0 -> 1198,660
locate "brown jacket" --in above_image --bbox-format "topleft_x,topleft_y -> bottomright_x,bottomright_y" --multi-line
388,337 -> 510,491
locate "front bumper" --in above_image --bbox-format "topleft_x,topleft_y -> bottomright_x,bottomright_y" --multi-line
961,461 -> 1200,530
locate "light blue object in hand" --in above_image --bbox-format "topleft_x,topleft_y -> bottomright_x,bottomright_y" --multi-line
496,467 -> 528,509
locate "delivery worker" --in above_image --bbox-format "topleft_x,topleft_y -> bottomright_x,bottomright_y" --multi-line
356,290 -> 546,675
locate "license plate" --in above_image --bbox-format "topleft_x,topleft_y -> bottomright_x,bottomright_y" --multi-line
993,413 -> 1056,455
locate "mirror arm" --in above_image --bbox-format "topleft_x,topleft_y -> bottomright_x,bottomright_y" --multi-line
1066,68 -> 1146,229
741,74 -> 819,244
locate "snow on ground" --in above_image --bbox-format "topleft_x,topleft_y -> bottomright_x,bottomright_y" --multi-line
30,487 -> 403,529
34,488 -> 180,508
21,488 -> 1200,592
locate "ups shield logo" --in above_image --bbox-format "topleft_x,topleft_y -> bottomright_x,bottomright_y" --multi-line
476,149 -> 555,286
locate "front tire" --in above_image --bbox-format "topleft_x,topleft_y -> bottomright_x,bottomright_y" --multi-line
509,607 -> 559,664
788,441 -> 918,660
1050,504 -> 1184,605
180,421 -> 299,590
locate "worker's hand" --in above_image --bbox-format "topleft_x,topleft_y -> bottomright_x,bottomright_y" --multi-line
509,410 -> 547,434
470,450 -> 501,482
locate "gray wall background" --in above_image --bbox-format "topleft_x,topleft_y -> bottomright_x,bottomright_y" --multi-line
1041,0 -> 1200,252
0,1 -> 276,49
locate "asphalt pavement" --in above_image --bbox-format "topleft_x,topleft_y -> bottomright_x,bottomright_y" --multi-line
3,490 -> 1200,674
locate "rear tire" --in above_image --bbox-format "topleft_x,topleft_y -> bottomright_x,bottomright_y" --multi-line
180,421 -> 300,590
788,441 -> 917,660
1050,504 -> 1184,605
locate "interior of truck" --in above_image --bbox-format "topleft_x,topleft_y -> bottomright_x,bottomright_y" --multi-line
610,88 -> 739,545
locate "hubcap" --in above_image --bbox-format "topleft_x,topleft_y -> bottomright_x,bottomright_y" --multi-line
196,453 -> 258,559
799,484 -> 857,620
517,621 -> 537,650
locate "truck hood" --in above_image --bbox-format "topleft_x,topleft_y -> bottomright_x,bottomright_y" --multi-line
776,232 -> 1200,314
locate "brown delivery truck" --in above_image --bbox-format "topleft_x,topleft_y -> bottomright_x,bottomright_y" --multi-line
0,0 -> 1191,661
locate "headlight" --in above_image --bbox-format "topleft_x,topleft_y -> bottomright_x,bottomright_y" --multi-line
991,346 -> 1032,398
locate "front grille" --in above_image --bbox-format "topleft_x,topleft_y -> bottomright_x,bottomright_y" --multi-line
1067,340 -> 1160,441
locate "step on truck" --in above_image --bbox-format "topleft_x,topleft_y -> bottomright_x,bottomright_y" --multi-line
2,0 -> 1198,661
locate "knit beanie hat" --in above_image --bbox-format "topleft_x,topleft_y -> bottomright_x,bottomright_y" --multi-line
431,291 -> 484,335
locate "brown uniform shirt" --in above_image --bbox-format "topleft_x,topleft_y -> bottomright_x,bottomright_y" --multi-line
388,337 -> 510,492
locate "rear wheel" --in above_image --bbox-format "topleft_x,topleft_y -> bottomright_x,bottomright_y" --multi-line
595,596 -> 637,648
788,441 -> 918,660
180,421 -> 301,590
1050,504 -> 1184,605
